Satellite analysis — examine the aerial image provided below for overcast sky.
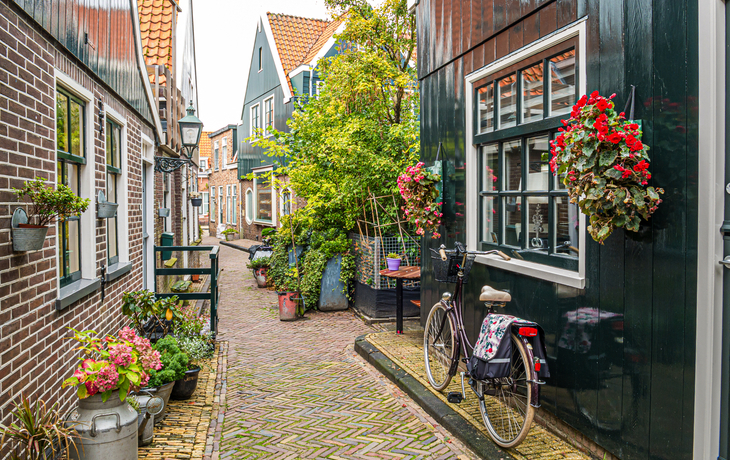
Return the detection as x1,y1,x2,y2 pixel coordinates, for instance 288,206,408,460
194,0,331,131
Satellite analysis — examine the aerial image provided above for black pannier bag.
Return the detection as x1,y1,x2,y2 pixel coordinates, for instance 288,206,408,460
468,334,512,380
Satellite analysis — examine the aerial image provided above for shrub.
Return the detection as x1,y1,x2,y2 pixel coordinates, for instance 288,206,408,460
146,336,188,388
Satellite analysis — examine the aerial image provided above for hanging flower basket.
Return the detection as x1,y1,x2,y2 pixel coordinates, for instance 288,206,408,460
397,162,442,238
549,91,664,244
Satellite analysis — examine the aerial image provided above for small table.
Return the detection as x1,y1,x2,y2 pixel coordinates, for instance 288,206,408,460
379,266,421,334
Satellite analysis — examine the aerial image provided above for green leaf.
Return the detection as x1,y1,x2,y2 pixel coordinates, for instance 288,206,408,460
77,385,88,399
647,187,660,200
599,149,618,167
612,214,629,227
604,168,623,180
101,390,111,403
626,216,642,232
597,225,611,242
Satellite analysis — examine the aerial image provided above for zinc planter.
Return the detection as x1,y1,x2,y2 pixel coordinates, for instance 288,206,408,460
158,208,170,217
97,191,118,218
386,258,401,271
190,198,203,207
170,368,201,400
277,292,299,321
319,256,348,311
67,391,138,460
11,208,47,252
141,381,175,425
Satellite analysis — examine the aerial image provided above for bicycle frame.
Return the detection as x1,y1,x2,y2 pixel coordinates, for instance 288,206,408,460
434,252,542,408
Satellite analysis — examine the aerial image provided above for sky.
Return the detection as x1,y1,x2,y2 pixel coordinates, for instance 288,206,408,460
193,0,331,132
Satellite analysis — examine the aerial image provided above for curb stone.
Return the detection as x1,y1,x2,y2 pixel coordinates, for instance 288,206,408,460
354,335,515,460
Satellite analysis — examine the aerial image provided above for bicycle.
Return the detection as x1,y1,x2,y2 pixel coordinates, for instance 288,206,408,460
423,242,545,448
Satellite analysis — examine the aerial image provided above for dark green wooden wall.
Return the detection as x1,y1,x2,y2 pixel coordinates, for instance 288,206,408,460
10,0,154,124
416,0,699,458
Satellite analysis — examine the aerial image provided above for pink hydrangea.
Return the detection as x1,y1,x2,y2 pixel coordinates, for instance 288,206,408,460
118,327,137,341
140,349,162,372
95,364,120,392
109,344,134,367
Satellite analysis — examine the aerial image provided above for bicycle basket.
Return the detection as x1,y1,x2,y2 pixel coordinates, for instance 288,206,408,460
430,248,476,284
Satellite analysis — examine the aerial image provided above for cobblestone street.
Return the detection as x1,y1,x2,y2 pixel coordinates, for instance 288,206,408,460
212,238,477,459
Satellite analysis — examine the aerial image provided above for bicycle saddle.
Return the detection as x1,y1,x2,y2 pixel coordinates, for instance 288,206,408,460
480,285,511,303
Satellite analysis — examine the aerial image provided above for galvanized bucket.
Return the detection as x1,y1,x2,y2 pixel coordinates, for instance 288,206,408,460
67,391,138,460
97,202,118,219
12,225,48,252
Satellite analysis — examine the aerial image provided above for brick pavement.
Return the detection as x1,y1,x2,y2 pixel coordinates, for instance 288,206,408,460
211,237,478,459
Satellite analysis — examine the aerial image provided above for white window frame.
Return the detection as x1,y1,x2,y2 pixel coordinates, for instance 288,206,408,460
232,185,237,225
245,187,254,225
252,165,276,226
258,47,263,72
200,158,208,170
250,103,261,138
279,187,293,223
202,191,209,215
210,187,215,222
218,186,223,224
464,19,587,289
226,185,231,223
222,138,228,168
213,141,219,170
103,104,130,269
264,96,274,136
54,70,95,286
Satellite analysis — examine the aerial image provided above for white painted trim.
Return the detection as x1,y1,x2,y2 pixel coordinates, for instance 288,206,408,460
465,19,586,288
53,71,96,282
279,187,293,226
308,21,346,67
141,138,155,291
129,0,164,139
102,108,130,265
250,103,261,138
288,64,311,78
244,187,254,225
252,166,276,226
261,14,293,103
694,1,724,458
264,95,274,137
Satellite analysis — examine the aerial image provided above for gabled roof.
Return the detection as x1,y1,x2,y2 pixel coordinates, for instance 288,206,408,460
138,0,179,83
199,131,212,159
265,13,342,95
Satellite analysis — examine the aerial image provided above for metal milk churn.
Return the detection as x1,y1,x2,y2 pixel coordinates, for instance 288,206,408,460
67,391,138,460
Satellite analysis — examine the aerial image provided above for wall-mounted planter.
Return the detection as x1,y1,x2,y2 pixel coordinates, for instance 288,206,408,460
96,191,119,218
158,208,170,217
11,208,48,252
190,198,202,207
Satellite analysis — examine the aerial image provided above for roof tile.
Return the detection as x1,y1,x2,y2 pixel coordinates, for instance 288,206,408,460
137,0,174,84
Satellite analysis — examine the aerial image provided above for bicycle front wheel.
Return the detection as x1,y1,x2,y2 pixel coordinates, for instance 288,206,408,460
478,333,536,448
424,303,455,391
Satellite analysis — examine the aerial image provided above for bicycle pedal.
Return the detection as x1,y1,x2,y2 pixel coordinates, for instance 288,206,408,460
447,392,464,404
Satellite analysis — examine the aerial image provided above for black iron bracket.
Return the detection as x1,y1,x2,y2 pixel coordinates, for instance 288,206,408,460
154,156,191,174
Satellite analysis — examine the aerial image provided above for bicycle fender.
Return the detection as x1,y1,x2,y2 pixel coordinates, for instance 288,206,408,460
520,336,541,408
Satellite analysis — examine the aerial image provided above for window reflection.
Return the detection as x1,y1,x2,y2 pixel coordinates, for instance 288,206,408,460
478,83,494,133
549,50,576,116
498,74,517,129
522,63,543,123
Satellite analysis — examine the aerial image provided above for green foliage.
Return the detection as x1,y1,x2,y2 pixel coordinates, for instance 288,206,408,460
171,280,192,293
247,256,270,269
176,335,214,370
13,177,91,227
386,253,401,259
548,92,664,243
127,395,140,413
122,291,181,338
221,228,237,235
0,396,80,460
397,162,442,238
146,336,188,388
249,0,418,231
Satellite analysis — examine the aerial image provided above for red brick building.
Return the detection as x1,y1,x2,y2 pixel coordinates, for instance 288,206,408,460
197,131,212,230
208,125,240,238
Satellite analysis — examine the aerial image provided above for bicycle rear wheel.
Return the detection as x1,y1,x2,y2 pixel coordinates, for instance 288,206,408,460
477,333,535,448
424,303,455,391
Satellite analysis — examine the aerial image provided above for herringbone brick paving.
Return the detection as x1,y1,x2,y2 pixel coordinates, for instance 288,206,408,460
213,237,477,459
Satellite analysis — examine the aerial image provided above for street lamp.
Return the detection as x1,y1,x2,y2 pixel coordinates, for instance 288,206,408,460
178,101,204,159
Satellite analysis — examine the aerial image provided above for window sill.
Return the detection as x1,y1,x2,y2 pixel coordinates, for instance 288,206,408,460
474,254,585,289
253,220,275,227
106,261,132,282
56,278,101,311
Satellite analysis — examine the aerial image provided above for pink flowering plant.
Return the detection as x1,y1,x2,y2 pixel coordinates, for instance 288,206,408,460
62,327,162,402
548,91,664,244
397,162,443,239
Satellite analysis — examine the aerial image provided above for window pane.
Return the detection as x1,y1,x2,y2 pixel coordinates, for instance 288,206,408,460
504,140,521,191
478,83,494,134
107,173,117,201
106,121,113,165
232,196,237,224
526,136,550,191
57,92,69,152
246,190,253,221
526,197,549,250
498,74,517,129
113,125,120,167
482,144,499,191
503,196,522,247
256,177,272,222
549,50,576,116
108,216,118,259
67,163,79,195
554,199,580,257
521,63,544,123
482,196,498,244
67,218,80,275
70,99,83,157
282,191,291,216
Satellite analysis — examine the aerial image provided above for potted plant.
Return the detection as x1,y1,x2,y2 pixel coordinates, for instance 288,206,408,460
397,162,443,239
247,256,270,288
189,192,203,207
61,327,162,458
122,291,181,341
276,267,301,321
0,396,80,460
11,177,90,252
221,228,237,241
143,335,188,423
170,334,214,400
385,253,402,271
548,91,664,243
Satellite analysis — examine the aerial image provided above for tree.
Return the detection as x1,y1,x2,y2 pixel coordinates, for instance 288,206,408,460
252,0,419,232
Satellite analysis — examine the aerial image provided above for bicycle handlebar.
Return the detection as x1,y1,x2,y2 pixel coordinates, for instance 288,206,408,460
437,245,511,261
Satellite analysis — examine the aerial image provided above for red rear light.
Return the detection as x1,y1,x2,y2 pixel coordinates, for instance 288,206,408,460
518,327,538,337
535,361,541,372
611,320,624,331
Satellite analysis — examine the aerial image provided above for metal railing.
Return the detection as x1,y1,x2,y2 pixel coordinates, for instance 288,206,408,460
154,245,220,335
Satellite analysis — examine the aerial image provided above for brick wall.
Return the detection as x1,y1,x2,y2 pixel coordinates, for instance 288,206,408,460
208,129,241,236
0,0,154,434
